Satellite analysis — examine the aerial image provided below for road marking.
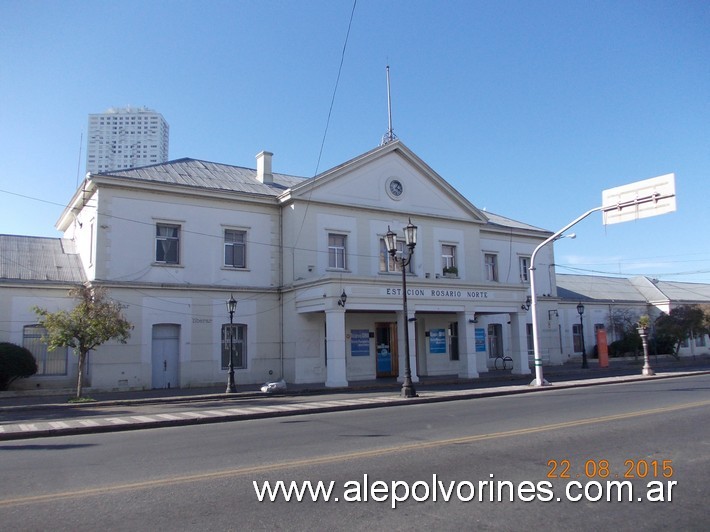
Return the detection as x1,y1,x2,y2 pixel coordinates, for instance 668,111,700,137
223,408,252,414
49,422,71,429
1,398,707,508
105,418,130,425
155,414,182,420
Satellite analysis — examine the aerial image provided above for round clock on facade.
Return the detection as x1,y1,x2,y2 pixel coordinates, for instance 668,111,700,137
386,177,404,199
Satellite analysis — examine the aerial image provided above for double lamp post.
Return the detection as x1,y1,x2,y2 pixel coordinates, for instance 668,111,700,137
385,219,418,398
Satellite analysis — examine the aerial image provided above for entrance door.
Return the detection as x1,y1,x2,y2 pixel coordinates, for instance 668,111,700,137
488,323,503,359
375,322,398,378
152,324,180,389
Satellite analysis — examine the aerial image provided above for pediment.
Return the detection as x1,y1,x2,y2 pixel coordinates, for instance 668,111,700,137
287,141,487,223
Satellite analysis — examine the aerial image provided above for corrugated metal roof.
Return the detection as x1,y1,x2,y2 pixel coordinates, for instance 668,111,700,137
556,274,649,303
484,210,549,233
0,235,86,283
95,158,308,196
653,280,710,303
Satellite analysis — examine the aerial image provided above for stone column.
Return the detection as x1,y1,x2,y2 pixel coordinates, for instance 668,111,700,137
509,312,532,375
458,312,480,378
325,308,348,387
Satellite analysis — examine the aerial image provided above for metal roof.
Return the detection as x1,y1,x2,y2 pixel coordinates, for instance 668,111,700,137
557,274,710,305
93,158,309,196
483,210,550,233
556,274,650,303
0,235,86,283
652,280,710,303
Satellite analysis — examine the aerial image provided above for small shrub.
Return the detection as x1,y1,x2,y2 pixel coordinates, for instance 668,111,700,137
0,342,38,390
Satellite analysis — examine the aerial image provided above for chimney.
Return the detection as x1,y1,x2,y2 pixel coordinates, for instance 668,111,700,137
256,151,273,184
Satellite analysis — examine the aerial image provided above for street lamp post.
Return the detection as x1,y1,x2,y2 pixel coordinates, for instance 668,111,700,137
577,302,588,369
226,294,237,393
638,326,655,376
385,219,417,398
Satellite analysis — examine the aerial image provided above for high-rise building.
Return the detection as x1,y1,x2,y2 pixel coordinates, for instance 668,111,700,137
86,106,169,174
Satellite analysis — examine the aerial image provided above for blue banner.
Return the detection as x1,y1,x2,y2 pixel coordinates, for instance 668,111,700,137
350,329,370,357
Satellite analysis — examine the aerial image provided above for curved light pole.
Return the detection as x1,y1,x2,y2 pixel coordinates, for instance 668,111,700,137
577,302,588,369
385,219,417,398
226,294,237,393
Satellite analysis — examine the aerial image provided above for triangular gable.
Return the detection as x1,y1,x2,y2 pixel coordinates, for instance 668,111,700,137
286,141,488,223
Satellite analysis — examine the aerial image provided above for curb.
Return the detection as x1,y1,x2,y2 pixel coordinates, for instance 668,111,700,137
1,370,708,442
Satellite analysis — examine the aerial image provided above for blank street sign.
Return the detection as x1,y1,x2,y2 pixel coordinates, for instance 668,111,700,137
602,173,676,225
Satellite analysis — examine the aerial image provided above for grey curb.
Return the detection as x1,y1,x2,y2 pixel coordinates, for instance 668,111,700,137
1,371,708,442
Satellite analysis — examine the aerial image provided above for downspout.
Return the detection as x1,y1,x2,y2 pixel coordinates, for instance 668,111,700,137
279,205,284,380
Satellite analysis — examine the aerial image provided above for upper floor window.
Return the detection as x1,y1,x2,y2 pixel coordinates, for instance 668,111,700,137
156,223,180,264
442,244,457,276
485,253,498,282
379,238,412,273
328,233,347,270
224,229,246,268
519,256,530,283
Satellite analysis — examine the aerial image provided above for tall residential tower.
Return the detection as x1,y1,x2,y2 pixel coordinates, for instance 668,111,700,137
86,106,169,174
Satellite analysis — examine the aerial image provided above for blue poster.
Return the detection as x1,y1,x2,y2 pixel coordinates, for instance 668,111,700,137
351,329,370,357
475,328,486,352
429,328,446,354
377,345,392,373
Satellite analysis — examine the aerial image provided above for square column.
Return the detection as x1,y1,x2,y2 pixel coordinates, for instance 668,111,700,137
325,309,348,387
458,312,480,378
509,312,532,375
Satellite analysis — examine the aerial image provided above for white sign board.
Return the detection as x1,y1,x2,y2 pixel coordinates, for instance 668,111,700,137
602,173,676,225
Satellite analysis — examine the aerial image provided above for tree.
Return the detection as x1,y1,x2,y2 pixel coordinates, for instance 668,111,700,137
34,285,132,398
607,308,642,342
0,342,38,390
606,308,643,357
654,304,709,358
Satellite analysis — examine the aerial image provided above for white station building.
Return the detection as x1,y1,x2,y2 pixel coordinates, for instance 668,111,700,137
1,141,708,391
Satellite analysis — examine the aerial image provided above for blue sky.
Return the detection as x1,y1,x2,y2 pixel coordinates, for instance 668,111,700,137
1,0,708,282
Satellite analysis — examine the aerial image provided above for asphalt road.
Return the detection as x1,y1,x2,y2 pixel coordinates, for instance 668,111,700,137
1,374,708,531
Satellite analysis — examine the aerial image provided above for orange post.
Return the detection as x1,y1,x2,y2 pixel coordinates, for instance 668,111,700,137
596,329,609,368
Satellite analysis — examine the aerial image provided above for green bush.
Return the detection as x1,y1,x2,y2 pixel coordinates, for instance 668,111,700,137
0,342,38,390
652,334,676,356
608,335,642,357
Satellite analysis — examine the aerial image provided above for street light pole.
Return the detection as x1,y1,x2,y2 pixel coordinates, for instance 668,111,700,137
226,294,237,393
638,325,655,376
385,219,417,398
529,206,601,386
577,302,588,369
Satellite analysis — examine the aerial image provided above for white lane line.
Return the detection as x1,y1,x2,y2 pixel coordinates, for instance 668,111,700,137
131,416,158,423
155,413,182,420
105,418,130,425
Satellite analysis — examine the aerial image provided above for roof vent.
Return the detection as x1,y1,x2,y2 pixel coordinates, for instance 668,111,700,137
256,151,273,184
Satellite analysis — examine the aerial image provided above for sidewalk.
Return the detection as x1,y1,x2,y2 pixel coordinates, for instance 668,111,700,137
2,355,709,442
